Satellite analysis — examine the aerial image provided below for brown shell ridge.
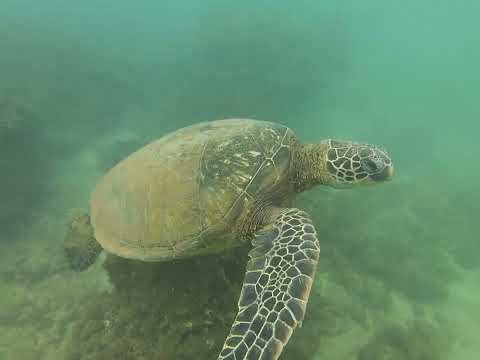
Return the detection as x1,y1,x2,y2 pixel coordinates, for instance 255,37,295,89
222,126,291,222
90,119,296,261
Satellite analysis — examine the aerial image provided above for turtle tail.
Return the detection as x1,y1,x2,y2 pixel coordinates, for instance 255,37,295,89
64,213,102,271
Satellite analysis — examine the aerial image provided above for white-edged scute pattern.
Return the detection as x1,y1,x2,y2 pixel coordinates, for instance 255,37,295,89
218,208,320,360
199,122,294,228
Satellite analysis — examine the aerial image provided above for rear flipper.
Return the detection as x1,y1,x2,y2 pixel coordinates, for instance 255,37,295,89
64,214,102,271
218,208,320,360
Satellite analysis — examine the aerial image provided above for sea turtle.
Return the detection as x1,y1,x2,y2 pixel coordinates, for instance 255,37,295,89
64,119,394,360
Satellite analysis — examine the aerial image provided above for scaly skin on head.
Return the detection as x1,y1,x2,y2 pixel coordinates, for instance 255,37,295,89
292,139,394,192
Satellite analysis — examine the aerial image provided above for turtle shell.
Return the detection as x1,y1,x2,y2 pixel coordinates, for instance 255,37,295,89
90,119,296,261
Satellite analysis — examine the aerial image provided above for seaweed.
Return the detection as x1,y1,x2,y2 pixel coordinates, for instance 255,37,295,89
0,89,52,239
66,247,248,360
357,319,452,360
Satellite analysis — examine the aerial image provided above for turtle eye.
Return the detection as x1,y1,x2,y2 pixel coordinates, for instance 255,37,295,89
361,159,381,174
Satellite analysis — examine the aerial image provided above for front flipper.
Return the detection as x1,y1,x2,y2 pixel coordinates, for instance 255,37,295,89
218,208,320,360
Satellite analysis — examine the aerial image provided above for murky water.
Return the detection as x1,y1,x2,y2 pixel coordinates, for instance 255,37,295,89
1,1,478,359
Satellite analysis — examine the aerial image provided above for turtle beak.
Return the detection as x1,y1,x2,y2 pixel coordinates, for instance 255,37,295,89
382,165,395,182
370,165,395,182
387,165,395,179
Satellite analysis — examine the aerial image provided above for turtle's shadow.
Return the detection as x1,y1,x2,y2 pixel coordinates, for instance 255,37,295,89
66,245,323,360
66,247,245,360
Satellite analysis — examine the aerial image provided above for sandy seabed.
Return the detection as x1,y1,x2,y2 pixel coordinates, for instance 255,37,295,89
0,127,478,360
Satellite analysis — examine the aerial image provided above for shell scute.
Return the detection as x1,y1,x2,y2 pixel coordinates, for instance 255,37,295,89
91,119,296,261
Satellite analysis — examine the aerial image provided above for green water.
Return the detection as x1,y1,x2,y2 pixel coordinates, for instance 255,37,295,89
0,1,478,359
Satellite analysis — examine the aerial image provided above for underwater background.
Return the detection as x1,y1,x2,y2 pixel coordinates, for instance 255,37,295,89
0,0,478,359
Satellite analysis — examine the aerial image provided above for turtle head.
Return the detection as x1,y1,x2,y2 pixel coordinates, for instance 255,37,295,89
321,139,394,188
292,139,394,191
